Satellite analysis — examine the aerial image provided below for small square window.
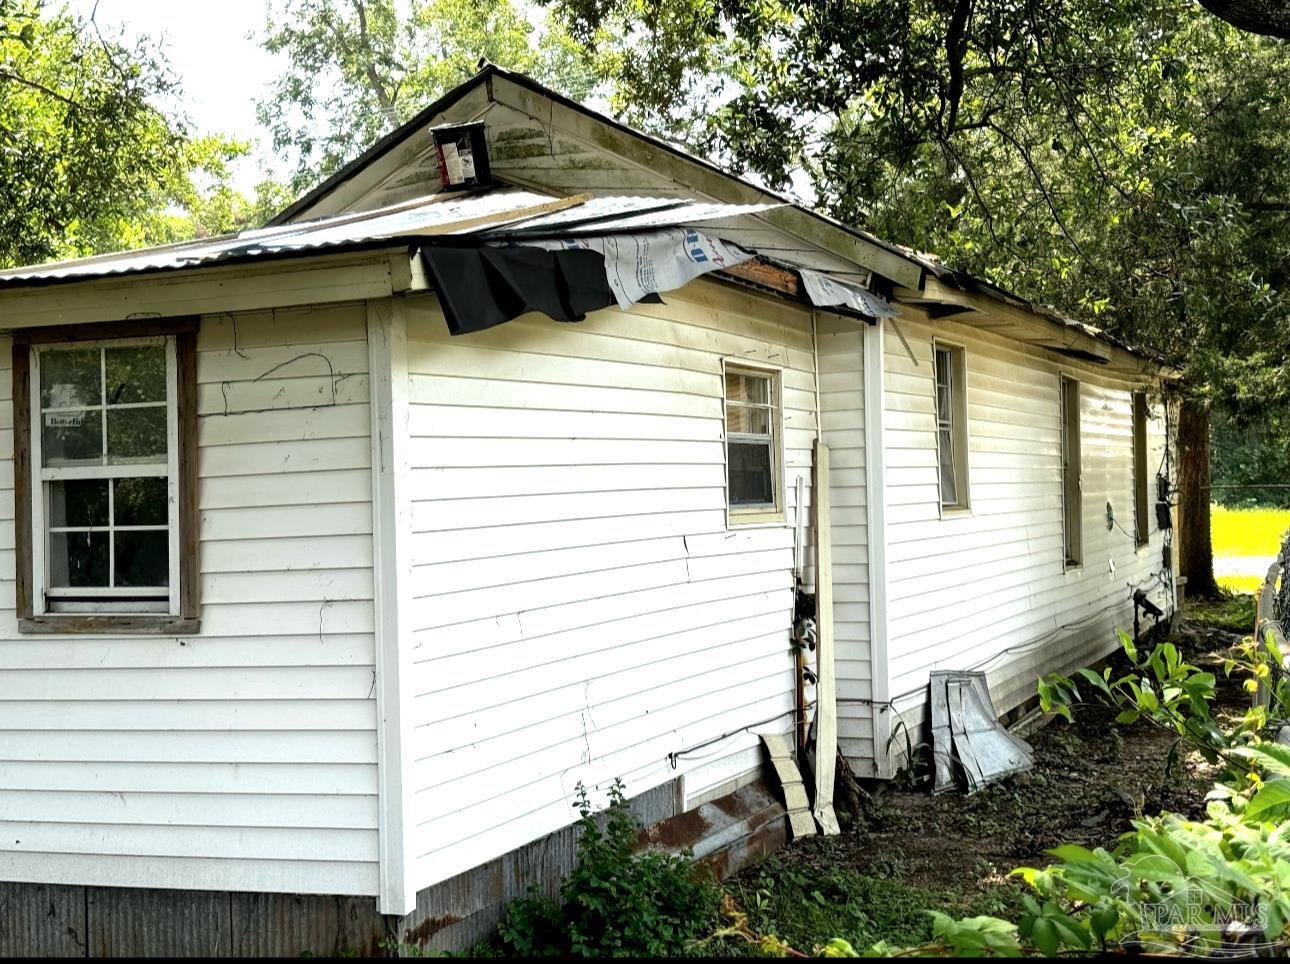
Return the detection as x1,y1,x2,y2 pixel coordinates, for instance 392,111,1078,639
724,366,782,521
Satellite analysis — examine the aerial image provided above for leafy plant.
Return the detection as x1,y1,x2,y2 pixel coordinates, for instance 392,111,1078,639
494,779,719,958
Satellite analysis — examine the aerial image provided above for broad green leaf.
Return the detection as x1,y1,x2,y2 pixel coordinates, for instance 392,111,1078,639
1246,779,1290,820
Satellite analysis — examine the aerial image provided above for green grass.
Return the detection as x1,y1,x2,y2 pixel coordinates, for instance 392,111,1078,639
1211,505,1290,593
713,853,1026,956
1186,593,1256,635
1211,506,1290,558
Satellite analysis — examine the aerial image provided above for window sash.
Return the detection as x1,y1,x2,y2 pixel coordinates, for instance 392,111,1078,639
1060,376,1083,566
29,338,181,614
1132,393,1149,546
934,346,966,508
724,367,780,514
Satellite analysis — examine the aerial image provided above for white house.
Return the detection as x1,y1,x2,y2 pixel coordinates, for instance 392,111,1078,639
0,67,1175,955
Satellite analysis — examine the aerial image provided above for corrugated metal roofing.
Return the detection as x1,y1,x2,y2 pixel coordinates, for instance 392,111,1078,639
0,190,779,287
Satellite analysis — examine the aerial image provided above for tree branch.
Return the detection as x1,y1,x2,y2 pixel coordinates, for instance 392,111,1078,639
1196,0,1290,40
0,68,82,109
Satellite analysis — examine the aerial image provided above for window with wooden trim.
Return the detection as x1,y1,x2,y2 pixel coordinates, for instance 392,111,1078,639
1060,375,1083,567
1132,392,1150,546
13,321,199,634
933,343,969,510
724,365,782,521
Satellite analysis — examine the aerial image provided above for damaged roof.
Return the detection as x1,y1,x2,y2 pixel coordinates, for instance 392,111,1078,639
0,64,1168,369
0,190,775,287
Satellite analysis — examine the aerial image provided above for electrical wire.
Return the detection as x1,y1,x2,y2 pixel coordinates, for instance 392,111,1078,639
665,703,815,770
838,569,1171,712
664,391,1181,770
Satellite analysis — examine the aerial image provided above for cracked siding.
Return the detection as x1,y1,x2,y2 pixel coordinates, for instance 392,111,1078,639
0,303,380,896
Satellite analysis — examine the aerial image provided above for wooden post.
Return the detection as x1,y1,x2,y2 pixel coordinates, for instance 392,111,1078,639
812,440,840,835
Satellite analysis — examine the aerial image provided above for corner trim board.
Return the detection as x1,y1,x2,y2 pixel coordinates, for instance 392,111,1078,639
863,319,892,777
367,296,418,915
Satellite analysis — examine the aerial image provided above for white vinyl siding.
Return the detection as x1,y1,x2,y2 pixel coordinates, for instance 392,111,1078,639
0,304,379,896
880,314,1170,749
400,280,814,890
814,314,874,772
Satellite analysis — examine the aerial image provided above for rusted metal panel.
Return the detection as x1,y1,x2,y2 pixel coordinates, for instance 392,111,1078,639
0,882,87,957
406,778,682,954
86,887,231,957
637,776,787,882
230,893,386,958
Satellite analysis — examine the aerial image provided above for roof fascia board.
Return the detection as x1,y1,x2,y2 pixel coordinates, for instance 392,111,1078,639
487,74,924,290
897,278,1164,378
0,249,408,329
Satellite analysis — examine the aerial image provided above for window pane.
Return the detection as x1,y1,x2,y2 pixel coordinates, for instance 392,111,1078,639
40,349,101,410
936,383,952,421
727,404,771,436
114,530,169,587
49,479,108,528
105,346,166,405
729,441,774,506
939,427,957,505
42,411,103,465
49,530,109,588
726,372,769,405
106,406,167,461
114,477,169,526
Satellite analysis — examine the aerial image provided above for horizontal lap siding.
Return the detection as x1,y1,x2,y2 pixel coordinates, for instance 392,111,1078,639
402,282,813,890
0,304,379,897
815,315,873,769
882,316,1169,732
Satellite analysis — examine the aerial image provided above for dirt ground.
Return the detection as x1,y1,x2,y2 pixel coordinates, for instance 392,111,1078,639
722,600,1254,948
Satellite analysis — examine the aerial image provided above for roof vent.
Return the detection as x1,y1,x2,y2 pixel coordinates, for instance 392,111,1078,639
431,121,492,191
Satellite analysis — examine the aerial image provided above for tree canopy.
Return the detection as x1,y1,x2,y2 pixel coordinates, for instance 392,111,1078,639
1198,0,1290,39
0,0,258,267
553,0,1290,415
258,0,599,194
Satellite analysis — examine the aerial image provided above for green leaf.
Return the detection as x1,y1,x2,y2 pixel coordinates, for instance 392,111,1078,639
1246,779,1290,819
1030,917,1059,956
1118,628,1138,664
1090,905,1118,938
1075,667,1113,699
1234,743,1290,779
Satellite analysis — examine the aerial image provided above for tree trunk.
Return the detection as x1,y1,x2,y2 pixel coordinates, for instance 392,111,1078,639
1178,397,1220,599
1197,1,1290,40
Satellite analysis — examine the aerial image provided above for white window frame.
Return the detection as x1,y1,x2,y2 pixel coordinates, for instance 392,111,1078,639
29,336,181,616
1132,391,1150,548
722,359,785,526
1060,373,1083,570
933,341,970,513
